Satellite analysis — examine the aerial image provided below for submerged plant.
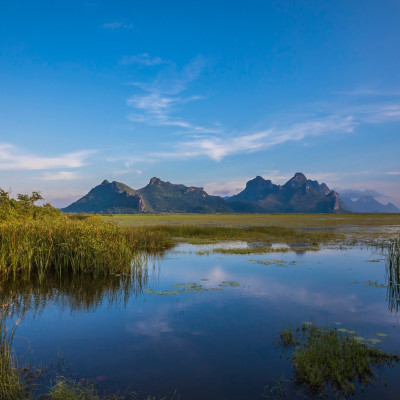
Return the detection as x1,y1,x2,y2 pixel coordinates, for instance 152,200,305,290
278,323,399,397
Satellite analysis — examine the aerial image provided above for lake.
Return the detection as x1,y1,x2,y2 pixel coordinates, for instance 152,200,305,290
6,243,400,399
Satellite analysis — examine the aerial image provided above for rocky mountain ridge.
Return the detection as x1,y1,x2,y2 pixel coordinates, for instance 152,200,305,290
61,173,397,214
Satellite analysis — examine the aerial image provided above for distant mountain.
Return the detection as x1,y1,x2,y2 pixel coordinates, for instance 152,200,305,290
62,177,232,214
62,173,350,214
341,196,400,213
227,173,347,213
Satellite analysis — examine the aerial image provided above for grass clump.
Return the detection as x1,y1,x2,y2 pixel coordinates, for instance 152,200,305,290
45,377,99,400
278,323,399,396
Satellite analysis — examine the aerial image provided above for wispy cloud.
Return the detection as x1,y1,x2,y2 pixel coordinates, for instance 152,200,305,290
112,114,355,166
336,88,400,96
38,171,84,181
152,115,355,161
112,168,142,176
102,20,133,30
352,103,400,124
386,171,400,175
126,56,223,133
0,144,94,170
120,53,164,66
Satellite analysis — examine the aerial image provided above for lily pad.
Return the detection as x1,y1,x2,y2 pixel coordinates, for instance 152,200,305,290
374,332,388,337
366,338,382,345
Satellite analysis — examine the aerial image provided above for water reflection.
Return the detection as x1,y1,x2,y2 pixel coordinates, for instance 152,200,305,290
385,239,400,313
0,253,155,318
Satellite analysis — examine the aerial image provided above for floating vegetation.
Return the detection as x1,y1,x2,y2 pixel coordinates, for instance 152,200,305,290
144,280,240,296
365,280,389,289
144,288,180,295
219,281,240,287
277,323,400,397
337,328,357,335
209,245,319,255
250,259,301,268
366,259,383,263
374,332,388,337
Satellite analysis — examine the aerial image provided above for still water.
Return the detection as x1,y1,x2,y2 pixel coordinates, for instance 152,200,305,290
6,244,400,399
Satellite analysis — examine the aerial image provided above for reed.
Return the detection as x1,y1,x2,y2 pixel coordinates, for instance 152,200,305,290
0,217,138,279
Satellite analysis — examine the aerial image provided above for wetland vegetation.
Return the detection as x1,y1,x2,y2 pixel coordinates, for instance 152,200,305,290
278,323,399,397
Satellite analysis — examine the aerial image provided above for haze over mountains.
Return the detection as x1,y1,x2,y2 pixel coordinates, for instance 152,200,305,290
61,172,398,214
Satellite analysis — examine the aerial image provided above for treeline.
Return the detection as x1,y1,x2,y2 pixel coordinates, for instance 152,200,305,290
0,189,60,221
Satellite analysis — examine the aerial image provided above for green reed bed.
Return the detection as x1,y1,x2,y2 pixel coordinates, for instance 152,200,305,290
0,218,137,279
143,224,337,245
278,323,399,396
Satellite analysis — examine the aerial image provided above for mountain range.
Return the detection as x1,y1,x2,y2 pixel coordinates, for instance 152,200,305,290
340,195,400,213
61,172,362,214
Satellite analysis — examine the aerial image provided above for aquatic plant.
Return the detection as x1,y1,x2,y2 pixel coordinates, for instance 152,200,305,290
278,323,399,396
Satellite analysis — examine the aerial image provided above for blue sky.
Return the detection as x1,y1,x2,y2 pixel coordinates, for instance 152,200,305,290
1,0,400,207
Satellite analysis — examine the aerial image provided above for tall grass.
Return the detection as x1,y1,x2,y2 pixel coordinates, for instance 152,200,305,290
0,218,133,279
0,303,26,400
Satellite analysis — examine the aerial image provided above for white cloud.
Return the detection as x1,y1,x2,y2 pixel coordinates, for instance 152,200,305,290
38,171,84,181
0,144,94,170
102,20,133,30
120,53,163,66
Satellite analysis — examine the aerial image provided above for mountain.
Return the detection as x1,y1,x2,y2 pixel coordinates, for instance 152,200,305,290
138,177,232,213
341,196,400,213
62,173,350,214
61,180,146,214
227,173,347,213
62,178,232,214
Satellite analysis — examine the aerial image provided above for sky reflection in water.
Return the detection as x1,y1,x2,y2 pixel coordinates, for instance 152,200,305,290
9,245,400,399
